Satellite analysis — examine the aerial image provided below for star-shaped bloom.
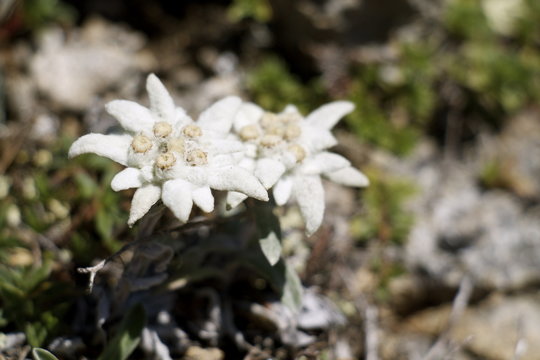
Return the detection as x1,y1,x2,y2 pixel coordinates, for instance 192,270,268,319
228,101,368,235
69,74,268,225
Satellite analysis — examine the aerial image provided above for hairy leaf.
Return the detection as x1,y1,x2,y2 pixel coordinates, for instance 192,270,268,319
255,202,282,266
98,304,146,360
32,348,59,360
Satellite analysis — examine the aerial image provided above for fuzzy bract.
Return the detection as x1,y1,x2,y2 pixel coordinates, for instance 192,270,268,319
228,101,369,235
69,74,268,225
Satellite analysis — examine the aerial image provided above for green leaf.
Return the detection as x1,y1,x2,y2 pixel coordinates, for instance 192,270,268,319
96,207,114,241
32,348,59,360
98,303,146,360
254,202,282,266
241,249,304,312
259,232,281,266
74,172,98,200
351,170,416,245
247,56,324,113
26,322,48,347
228,0,272,23
281,262,303,312
0,309,8,327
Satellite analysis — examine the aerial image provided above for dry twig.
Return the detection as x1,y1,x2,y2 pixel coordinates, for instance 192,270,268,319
337,268,380,360
364,304,379,360
423,276,473,360
512,317,527,360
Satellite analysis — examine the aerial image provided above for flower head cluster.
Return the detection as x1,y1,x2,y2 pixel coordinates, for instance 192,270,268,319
69,74,268,225
69,74,367,234
228,102,369,235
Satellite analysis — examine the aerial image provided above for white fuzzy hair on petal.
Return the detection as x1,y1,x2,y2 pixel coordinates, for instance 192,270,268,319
128,184,161,226
293,175,325,236
68,133,131,166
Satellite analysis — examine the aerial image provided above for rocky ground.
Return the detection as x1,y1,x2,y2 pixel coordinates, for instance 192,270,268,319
1,0,539,359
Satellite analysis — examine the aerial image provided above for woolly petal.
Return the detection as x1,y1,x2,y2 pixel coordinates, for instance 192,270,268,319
233,102,264,131
254,158,286,189
192,186,214,213
238,156,256,170
128,184,161,226
146,74,176,122
325,167,369,187
111,168,144,191
168,165,209,186
305,101,355,130
69,133,131,166
206,166,268,201
210,154,236,167
139,166,155,182
279,152,299,169
293,175,325,236
299,126,338,153
226,191,248,208
273,177,293,206
244,143,258,159
105,100,154,133
300,152,350,175
173,108,190,128
162,179,193,223
281,104,299,114
198,96,242,134
205,139,244,155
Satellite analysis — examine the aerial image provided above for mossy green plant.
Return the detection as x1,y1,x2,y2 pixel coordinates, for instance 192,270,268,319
228,0,272,23
351,169,416,245
246,56,325,114
0,258,73,347
22,0,75,30
345,0,540,154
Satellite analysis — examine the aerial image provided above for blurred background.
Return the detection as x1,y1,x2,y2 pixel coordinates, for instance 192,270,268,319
0,0,539,359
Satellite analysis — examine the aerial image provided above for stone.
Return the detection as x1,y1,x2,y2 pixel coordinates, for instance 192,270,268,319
475,110,540,199
297,289,346,330
30,17,149,111
0,332,25,350
184,346,224,360
407,179,540,290
450,295,540,360
401,124,540,291
405,294,540,360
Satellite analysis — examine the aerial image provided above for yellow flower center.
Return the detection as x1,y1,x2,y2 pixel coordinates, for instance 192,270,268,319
284,124,301,140
168,138,185,154
260,134,282,148
182,124,202,138
260,112,280,128
288,144,306,162
265,124,285,137
280,112,302,123
156,152,176,169
186,149,208,166
131,135,153,153
153,121,172,138
239,125,260,141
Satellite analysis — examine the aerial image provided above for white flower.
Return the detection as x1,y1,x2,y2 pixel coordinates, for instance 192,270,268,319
229,101,368,235
69,74,268,226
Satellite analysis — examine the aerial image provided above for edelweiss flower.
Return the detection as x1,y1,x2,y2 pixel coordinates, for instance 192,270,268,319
229,101,368,235
69,74,268,225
